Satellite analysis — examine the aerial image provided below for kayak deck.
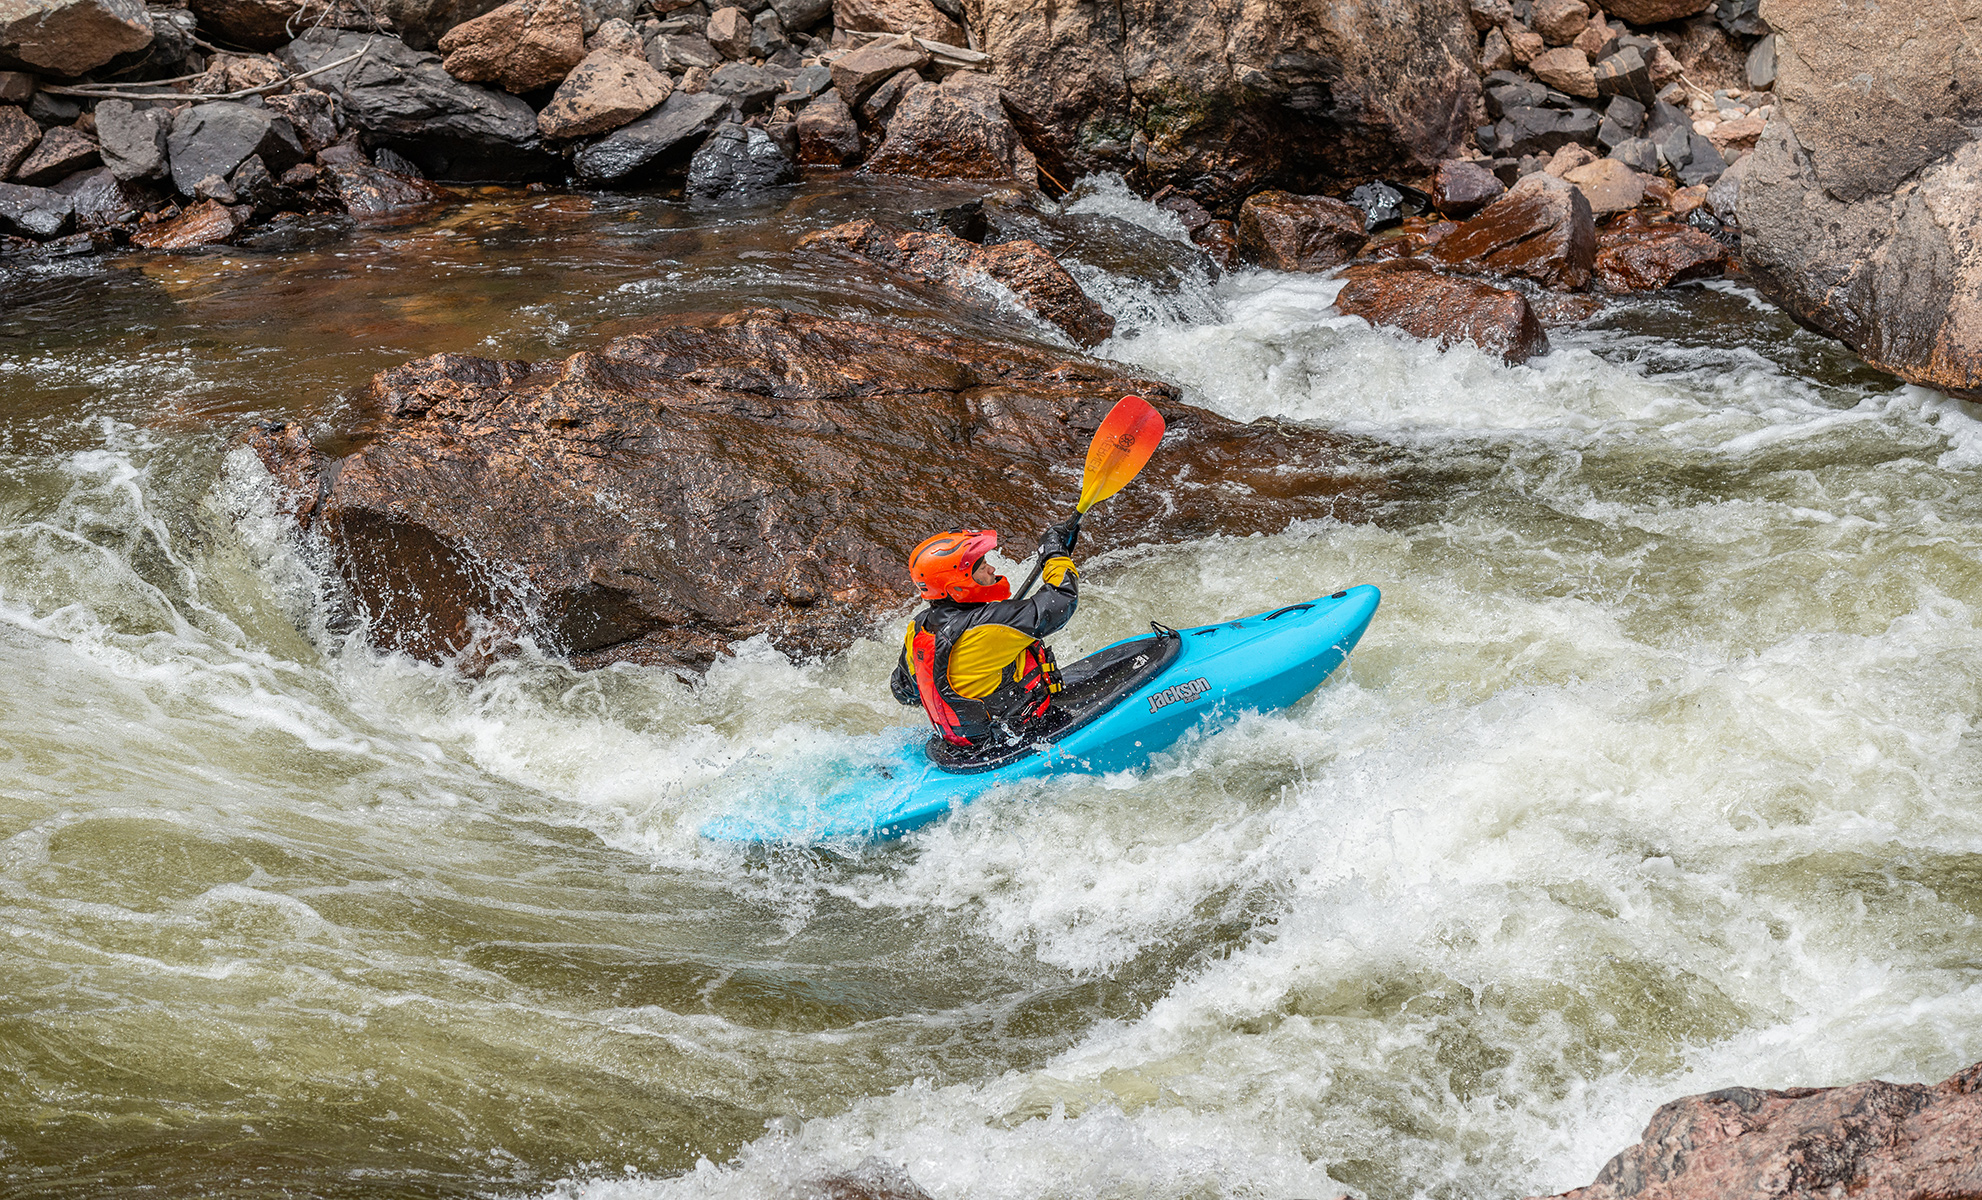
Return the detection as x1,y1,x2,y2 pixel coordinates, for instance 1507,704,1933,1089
698,585,1380,844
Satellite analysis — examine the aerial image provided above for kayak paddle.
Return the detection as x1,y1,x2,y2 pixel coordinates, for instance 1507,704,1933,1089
1013,394,1166,598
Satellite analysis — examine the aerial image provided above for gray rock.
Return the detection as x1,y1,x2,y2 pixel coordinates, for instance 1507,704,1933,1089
277,29,556,181
94,99,170,180
1490,104,1600,158
1705,153,1745,221
768,0,829,28
1747,34,1775,90
167,102,304,198
748,8,783,57
1677,131,1724,185
1597,94,1644,149
53,165,129,227
779,63,832,104
262,89,342,156
572,87,728,182
1607,136,1658,174
707,61,789,112
27,91,77,124
0,180,73,238
1593,45,1656,106
685,119,794,199
374,0,510,50
647,32,719,70
0,0,153,76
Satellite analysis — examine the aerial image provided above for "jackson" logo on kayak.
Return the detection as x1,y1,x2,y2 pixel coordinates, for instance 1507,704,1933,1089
1149,677,1211,713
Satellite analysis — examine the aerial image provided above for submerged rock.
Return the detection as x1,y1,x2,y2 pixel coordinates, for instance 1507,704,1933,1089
1529,1060,1982,1200
796,218,1113,345
685,120,796,200
1333,259,1548,364
129,199,243,249
324,161,452,218
247,309,1380,672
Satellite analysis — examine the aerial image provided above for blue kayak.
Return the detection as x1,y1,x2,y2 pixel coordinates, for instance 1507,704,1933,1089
698,584,1380,844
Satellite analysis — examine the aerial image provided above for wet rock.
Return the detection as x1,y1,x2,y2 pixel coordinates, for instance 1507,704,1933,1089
1334,259,1547,364
279,30,556,180
704,5,749,58
828,37,928,107
0,0,153,76
647,33,720,71
537,49,672,138
973,0,1478,206
1235,190,1366,272
707,61,790,113
1595,0,1707,22
12,125,98,186
1346,179,1433,233
261,89,342,156
228,153,306,218
1433,158,1505,218
0,104,38,179
1739,0,1982,395
1530,46,1595,97
249,309,1379,671
0,180,71,237
864,75,1036,183
834,0,961,45
1431,183,1595,290
571,87,728,182
795,88,859,164
438,0,587,93
166,103,304,199
53,165,128,227
797,218,1114,345
1191,219,1239,269
808,1159,936,1200
685,119,796,199
1592,213,1728,291
1562,157,1644,216
324,161,451,217
130,198,243,249
1528,1061,1982,1200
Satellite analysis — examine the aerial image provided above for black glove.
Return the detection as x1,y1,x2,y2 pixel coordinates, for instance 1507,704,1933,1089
1039,516,1080,559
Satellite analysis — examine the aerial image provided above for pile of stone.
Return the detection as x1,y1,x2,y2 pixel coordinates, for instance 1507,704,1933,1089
0,0,1032,254
1464,0,1774,213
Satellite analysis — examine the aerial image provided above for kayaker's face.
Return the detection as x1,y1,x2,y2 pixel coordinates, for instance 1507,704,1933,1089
970,557,998,587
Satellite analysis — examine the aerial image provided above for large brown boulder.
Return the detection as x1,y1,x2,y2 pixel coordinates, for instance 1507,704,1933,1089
535,48,671,139
962,0,1479,207
438,0,586,94
833,0,962,45
1333,259,1549,364
1737,0,1982,397
1235,191,1367,272
1431,179,1596,290
861,75,1036,183
1529,1061,1982,1200
796,219,1113,346
0,0,152,76
247,310,1380,672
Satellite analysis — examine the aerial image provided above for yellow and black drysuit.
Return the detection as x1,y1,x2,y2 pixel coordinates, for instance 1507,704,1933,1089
889,555,1079,749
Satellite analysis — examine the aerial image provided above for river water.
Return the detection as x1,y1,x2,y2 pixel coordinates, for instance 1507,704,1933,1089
3,178,1980,1200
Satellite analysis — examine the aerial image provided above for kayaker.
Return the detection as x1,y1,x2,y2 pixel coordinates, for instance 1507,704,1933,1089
889,521,1081,751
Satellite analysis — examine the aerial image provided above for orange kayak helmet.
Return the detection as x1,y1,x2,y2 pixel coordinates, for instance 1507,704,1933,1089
908,529,1010,602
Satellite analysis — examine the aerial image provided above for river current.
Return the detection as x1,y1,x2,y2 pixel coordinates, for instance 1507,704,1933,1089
2,178,1979,1199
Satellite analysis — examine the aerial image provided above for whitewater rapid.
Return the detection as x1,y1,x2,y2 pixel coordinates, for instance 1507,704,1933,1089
3,180,1980,1199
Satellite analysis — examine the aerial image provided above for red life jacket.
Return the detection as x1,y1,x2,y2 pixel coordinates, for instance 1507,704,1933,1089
908,613,1062,747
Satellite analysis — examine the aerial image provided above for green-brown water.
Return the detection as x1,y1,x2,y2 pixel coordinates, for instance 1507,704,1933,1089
2,178,1979,1199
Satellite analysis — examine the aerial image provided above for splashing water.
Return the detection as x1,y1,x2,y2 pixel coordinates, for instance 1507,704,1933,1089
1,181,1978,1200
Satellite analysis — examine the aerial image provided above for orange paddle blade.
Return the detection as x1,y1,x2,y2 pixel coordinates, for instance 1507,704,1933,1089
1076,395,1166,513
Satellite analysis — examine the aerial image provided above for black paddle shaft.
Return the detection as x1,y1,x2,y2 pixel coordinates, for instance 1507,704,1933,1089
1012,511,1082,601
